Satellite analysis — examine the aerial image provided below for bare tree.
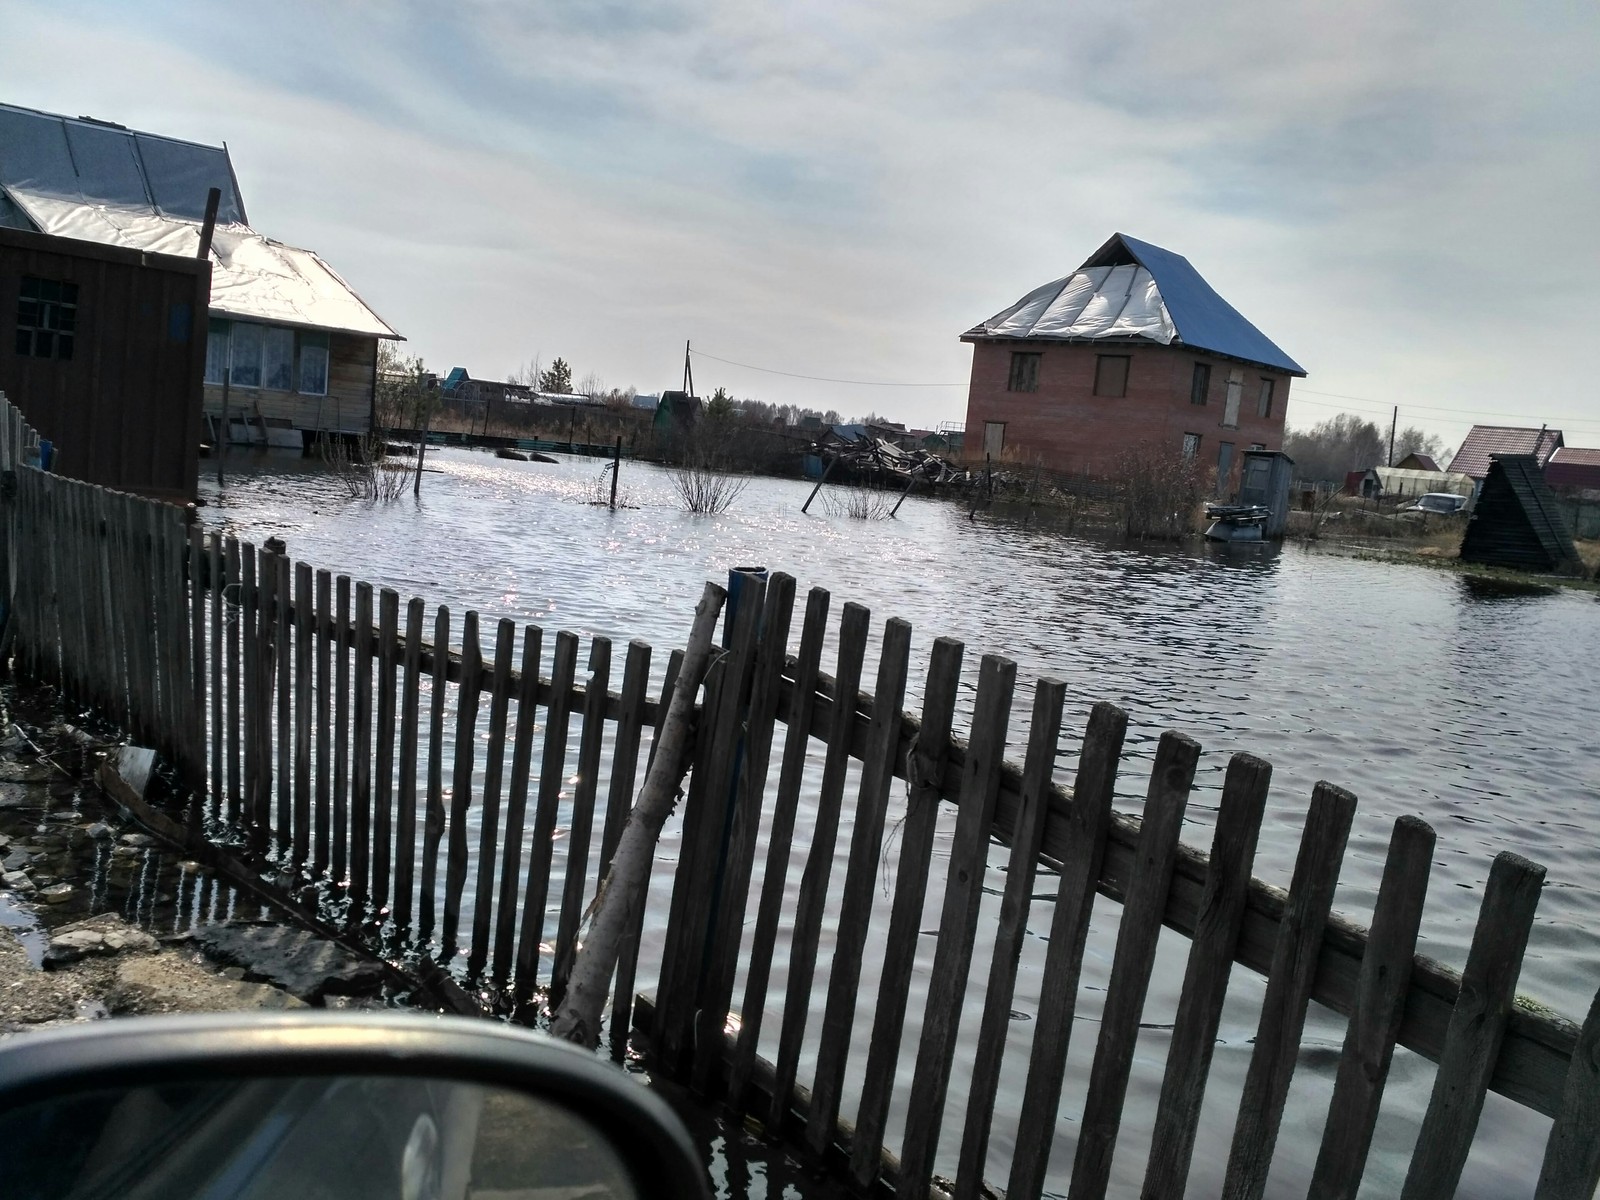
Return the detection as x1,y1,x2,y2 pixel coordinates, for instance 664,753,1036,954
1283,414,1387,483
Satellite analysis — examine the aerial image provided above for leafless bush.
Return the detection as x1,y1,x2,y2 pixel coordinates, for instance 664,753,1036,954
319,435,417,502
1109,445,1206,540
671,455,749,514
822,481,898,520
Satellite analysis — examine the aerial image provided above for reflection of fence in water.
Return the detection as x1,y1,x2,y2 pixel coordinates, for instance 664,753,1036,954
2,389,1597,1199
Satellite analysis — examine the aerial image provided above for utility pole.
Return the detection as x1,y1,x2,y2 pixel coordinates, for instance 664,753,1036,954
1388,405,1398,467
683,340,695,398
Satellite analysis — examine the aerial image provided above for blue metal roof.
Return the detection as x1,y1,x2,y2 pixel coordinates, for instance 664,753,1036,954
1084,234,1305,376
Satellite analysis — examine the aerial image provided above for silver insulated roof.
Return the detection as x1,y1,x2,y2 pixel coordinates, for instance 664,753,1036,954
0,102,397,339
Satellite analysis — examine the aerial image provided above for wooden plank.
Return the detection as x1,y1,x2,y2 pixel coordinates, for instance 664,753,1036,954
188,521,208,803
442,609,483,954
239,546,259,843
1308,815,1436,1200
514,629,579,1006
1399,851,1546,1200
418,605,450,937
494,624,543,984
1005,701,1129,1200
332,575,352,883
350,582,374,910
208,532,223,819
292,561,313,865
98,490,128,733
373,588,400,911
1140,753,1274,1200
598,640,653,881
692,576,798,1096
847,636,965,1188
804,613,911,1150
1070,731,1201,1198
313,570,333,875
898,654,1018,1200
1535,984,1600,1200
954,677,1068,1200
661,577,766,1071
252,545,275,848
275,552,292,849
1222,782,1360,1200
611,646,682,1058
551,636,613,1005
224,537,242,823
767,600,870,1129
468,618,517,977
393,596,425,930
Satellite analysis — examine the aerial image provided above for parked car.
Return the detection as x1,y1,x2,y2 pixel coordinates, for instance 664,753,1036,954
1402,492,1468,515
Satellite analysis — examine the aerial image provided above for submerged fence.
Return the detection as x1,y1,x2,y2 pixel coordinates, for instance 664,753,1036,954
1,391,1598,1199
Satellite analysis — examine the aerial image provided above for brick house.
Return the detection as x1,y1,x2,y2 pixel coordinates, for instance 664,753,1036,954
960,233,1305,492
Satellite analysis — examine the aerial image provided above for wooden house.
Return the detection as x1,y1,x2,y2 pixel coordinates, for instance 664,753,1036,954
0,225,208,501
0,102,399,449
961,233,1304,493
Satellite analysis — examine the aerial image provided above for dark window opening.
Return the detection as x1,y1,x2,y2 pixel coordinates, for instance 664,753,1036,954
1190,362,1210,405
1257,378,1275,419
15,276,78,361
1094,354,1130,397
1007,351,1040,393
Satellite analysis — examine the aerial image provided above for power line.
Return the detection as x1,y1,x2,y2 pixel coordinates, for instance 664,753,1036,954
689,347,964,388
1290,391,1600,436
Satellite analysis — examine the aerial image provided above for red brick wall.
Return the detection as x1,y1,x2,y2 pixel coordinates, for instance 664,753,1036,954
962,339,1292,492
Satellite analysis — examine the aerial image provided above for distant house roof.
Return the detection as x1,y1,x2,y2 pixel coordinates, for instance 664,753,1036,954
1451,425,1563,480
961,232,1305,376
1394,452,1440,472
1460,455,1583,575
1545,446,1600,492
0,102,397,339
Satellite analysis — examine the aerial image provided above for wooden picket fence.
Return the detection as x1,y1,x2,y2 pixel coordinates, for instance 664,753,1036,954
1,390,1597,1199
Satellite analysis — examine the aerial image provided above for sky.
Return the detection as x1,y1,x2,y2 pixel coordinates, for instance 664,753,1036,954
3,0,1598,451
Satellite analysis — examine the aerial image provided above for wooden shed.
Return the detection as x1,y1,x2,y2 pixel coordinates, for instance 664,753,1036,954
1459,455,1584,576
0,225,208,501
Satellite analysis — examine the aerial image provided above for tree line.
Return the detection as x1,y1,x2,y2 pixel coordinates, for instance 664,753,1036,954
1283,413,1452,484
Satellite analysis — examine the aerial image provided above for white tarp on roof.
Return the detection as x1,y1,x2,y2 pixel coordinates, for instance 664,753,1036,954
975,264,1177,344
9,190,398,338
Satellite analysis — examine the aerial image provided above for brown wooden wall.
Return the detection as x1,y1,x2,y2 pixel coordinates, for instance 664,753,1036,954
0,227,208,502
202,330,376,437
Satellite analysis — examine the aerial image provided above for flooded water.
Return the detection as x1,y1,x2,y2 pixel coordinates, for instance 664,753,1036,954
196,448,1600,1198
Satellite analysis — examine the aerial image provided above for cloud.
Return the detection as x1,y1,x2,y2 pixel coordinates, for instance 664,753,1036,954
4,0,1598,445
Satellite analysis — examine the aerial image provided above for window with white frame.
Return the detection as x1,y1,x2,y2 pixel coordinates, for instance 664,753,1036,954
298,331,329,396
202,318,331,395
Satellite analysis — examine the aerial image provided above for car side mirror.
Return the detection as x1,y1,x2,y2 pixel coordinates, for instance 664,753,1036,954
0,1012,710,1200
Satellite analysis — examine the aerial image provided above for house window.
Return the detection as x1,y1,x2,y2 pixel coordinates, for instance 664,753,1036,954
983,421,1006,457
230,321,263,387
1007,352,1040,393
206,319,329,395
1257,378,1274,419
204,318,230,383
263,327,295,390
1094,354,1130,397
1222,369,1242,428
298,331,329,396
1182,432,1201,460
15,276,78,361
1249,442,1265,451
1190,362,1210,405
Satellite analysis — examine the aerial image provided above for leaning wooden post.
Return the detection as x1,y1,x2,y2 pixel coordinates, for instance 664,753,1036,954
610,434,622,510
800,454,838,513
550,580,728,1049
